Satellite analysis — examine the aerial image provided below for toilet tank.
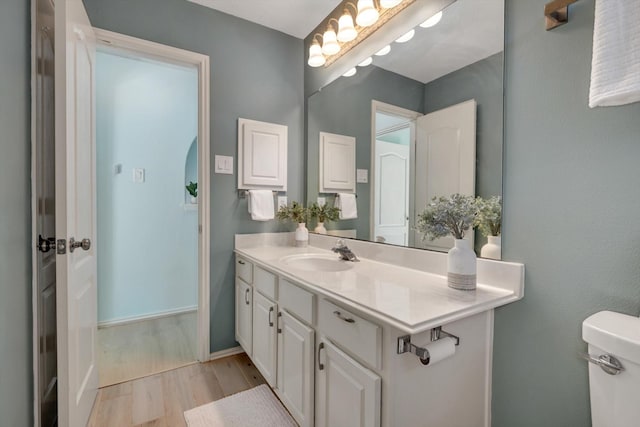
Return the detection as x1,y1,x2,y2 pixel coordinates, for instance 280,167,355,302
582,311,640,427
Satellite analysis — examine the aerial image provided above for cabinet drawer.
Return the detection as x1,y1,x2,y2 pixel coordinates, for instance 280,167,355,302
279,279,315,325
318,299,382,370
236,256,253,283
254,266,277,300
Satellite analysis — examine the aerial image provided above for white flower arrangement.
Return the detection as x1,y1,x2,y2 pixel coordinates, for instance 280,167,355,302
417,194,476,240
474,196,502,237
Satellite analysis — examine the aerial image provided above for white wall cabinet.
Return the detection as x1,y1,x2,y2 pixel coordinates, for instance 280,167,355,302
319,132,356,193
316,338,381,427
238,118,287,191
235,278,253,357
276,310,315,427
252,291,278,387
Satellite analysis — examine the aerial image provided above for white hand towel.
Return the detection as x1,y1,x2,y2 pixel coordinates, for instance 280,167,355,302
247,190,274,221
589,0,640,107
335,193,357,219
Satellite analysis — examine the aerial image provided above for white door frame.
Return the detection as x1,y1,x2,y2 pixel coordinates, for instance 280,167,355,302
370,100,421,246
92,28,212,362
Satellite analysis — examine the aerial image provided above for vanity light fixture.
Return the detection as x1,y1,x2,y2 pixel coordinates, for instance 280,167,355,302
380,0,403,8
395,29,415,43
322,22,341,55
337,5,358,42
419,10,443,28
375,45,391,56
343,67,357,77
356,0,379,27
308,35,326,67
358,56,373,66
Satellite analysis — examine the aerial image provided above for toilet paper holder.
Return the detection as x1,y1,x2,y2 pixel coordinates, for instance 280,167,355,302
397,327,460,366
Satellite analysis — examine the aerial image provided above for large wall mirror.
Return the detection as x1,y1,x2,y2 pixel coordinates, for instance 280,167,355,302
305,0,504,258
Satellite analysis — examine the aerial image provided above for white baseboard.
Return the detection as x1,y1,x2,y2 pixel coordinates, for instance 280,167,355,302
98,305,198,328
209,346,244,361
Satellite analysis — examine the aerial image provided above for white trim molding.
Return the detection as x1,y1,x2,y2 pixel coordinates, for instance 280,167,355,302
93,28,212,363
97,306,198,329
210,346,244,361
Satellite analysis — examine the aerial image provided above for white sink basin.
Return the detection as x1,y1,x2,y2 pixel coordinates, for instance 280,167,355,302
280,253,354,272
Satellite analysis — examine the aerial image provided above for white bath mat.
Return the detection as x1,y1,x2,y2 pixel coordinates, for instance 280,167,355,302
184,384,297,427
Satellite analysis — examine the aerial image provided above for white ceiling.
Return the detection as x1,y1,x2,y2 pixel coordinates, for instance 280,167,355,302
187,0,504,84
186,0,342,39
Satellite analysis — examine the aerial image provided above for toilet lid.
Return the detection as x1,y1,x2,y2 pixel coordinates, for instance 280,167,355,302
583,311,640,364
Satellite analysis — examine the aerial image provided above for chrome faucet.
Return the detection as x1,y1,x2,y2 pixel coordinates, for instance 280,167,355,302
331,239,359,262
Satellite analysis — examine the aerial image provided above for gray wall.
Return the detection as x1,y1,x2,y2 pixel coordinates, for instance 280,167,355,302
0,0,32,426
307,66,424,237
83,0,304,352
494,0,640,426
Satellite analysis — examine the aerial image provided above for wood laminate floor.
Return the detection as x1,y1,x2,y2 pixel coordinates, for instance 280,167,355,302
88,353,267,427
98,312,198,387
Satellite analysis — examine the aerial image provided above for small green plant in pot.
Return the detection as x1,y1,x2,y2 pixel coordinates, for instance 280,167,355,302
276,201,310,247
416,193,477,291
186,181,197,204
475,196,502,260
309,202,341,234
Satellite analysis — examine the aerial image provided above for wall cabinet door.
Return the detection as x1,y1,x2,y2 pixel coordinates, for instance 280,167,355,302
277,310,314,427
252,291,278,386
235,279,253,357
316,338,381,427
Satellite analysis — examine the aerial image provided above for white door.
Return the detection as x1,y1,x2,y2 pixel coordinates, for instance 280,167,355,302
252,291,278,387
415,99,476,251
55,1,98,426
235,279,253,357
277,310,314,427
316,338,381,427
374,140,410,245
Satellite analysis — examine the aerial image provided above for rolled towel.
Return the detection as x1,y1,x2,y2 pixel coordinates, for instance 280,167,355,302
589,0,640,107
335,193,357,219
247,190,274,221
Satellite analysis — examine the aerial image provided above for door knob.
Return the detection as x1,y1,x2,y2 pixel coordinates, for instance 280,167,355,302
69,237,91,253
37,235,56,253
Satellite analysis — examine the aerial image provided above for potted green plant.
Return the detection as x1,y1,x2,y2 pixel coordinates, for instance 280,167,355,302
416,193,477,290
475,196,502,260
276,201,309,247
308,202,341,234
186,181,197,204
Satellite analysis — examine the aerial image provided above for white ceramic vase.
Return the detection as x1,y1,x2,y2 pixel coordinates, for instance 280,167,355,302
314,222,327,234
480,235,501,260
295,222,309,247
190,195,197,205
447,239,477,290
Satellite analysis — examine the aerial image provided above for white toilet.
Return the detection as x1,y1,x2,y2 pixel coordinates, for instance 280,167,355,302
582,310,640,427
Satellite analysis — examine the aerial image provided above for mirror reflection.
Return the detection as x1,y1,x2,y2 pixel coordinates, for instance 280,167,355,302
306,0,504,258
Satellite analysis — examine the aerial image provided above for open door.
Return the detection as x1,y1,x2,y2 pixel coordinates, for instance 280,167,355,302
55,0,98,425
415,99,476,251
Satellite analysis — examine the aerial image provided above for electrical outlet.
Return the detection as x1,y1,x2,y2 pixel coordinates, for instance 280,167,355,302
132,168,145,183
317,197,326,206
277,196,288,209
357,169,368,183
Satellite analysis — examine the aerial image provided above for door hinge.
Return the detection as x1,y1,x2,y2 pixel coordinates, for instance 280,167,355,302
56,239,67,255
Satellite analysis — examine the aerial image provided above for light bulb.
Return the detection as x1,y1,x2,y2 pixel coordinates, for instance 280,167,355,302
322,29,340,56
375,45,391,56
420,11,443,28
356,0,379,27
308,41,326,67
395,29,415,43
337,13,357,42
358,57,373,67
343,68,357,77
380,0,402,8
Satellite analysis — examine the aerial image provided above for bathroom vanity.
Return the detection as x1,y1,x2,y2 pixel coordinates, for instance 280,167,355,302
234,233,524,427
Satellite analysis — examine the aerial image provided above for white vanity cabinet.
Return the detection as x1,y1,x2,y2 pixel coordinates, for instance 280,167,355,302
252,290,278,387
316,337,381,427
235,278,253,356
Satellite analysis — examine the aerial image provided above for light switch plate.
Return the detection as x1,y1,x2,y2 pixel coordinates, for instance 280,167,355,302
214,155,234,175
132,168,145,183
357,169,368,183
277,196,288,209
317,197,326,206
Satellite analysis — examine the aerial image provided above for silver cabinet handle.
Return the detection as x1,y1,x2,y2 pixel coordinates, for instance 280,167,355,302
69,237,91,253
333,310,355,323
580,352,624,375
268,306,274,327
318,342,325,371
238,260,245,265
244,288,250,305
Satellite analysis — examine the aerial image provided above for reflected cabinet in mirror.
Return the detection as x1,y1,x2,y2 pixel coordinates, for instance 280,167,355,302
305,0,504,258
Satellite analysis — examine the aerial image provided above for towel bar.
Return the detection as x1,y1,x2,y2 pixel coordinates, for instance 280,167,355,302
238,189,280,198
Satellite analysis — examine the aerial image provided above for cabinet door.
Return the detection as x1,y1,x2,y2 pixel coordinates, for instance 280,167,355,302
277,310,314,427
252,291,278,386
235,279,252,356
316,338,381,427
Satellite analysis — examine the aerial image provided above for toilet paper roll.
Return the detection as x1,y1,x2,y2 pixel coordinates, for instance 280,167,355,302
420,337,457,366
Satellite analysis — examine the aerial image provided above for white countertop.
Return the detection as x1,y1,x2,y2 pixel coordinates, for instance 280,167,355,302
235,244,522,334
